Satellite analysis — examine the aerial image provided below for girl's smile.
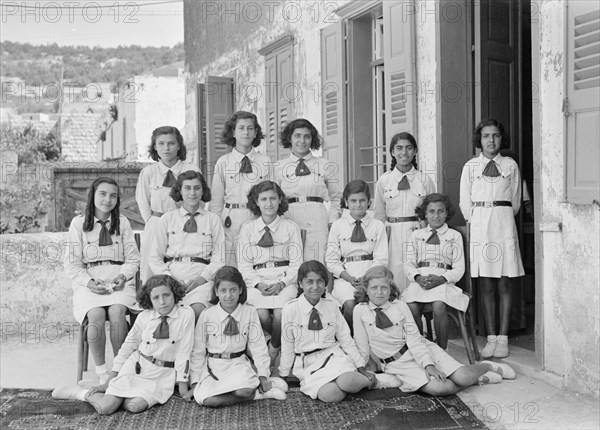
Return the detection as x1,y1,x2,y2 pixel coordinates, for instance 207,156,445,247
346,192,369,220
291,127,312,158
301,271,326,306
425,201,447,230
94,183,119,220
181,178,203,212
217,280,241,313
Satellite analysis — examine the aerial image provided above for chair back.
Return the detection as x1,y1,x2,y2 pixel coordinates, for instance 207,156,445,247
449,224,472,296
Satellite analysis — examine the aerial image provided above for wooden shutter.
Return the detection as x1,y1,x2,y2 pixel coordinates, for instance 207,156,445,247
566,2,600,204
265,56,279,160
383,0,416,139
205,76,234,185
321,20,346,182
277,47,293,159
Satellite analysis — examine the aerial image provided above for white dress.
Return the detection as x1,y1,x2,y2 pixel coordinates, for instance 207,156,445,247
402,224,470,312
209,148,273,266
274,153,342,262
149,207,225,307
105,304,195,407
279,295,366,399
190,303,270,404
459,153,524,278
135,160,200,282
373,167,436,291
64,215,140,324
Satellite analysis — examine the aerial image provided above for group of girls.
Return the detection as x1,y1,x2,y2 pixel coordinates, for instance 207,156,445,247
56,113,522,414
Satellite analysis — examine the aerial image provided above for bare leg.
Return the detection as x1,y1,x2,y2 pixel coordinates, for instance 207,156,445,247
449,363,492,387
122,397,149,413
271,309,282,348
335,371,371,393
407,302,424,334
419,379,460,396
316,382,347,403
86,308,107,367
107,305,128,356
341,300,356,332
257,309,272,336
190,303,206,323
431,301,449,350
479,277,497,335
497,277,512,335
84,392,123,415
203,389,255,407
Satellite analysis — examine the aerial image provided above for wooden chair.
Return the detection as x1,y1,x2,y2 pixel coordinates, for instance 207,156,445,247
77,232,142,383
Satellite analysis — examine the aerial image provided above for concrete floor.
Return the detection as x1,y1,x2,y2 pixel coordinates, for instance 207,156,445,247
1,332,598,429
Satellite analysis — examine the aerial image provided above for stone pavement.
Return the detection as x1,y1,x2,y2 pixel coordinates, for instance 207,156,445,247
1,332,598,429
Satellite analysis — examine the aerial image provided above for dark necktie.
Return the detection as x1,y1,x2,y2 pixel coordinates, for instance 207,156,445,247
223,315,240,336
153,315,170,339
308,307,323,330
257,225,274,247
350,220,367,242
374,307,394,329
162,169,176,187
426,229,440,245
239,155,253,174
295,158,310,176
98,220,113,246
183,212,198,233
397,175,410,191
482,160,501,177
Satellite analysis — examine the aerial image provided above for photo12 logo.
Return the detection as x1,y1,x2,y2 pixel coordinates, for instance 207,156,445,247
1,2,140,24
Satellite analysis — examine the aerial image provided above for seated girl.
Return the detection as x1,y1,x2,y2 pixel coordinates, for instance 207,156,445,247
403,193,470,350
237,180,303,367
185,266,288,406
53,275,195,415
279,261,385,403
325,179,388,327
353,266,516,397
149,170,225,321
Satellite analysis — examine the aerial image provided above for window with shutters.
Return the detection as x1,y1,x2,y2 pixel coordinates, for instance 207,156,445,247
566,2,600,204
258,35,294,161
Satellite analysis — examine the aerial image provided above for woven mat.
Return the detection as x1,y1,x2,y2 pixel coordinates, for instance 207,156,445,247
0,387,486,430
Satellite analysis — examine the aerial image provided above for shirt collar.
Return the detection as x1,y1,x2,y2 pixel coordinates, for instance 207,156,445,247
94,215,112,224
232,147,255,162
151,304,181,321
391,165,416,180
343,210,372,226
290,152,314,162
178,205,205,217
426,223,448,234
256,215,281,232
216,302,242,322
299,294,324,314
480,152,503,164
158,159,182,173
368,300,393,311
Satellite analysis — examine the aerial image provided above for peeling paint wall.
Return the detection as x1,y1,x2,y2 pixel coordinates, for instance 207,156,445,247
538,0,600,398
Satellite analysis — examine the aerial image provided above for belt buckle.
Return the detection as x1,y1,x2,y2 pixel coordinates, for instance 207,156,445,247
298,196,307,203
155,359,163,366
484,201,493,208
265,262,276,268
180,257,192,263
222,353,231,359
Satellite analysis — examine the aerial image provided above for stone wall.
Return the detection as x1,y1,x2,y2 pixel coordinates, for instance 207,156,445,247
60,113,103,162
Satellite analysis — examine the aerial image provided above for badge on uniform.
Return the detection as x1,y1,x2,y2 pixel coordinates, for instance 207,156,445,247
224,216,232,228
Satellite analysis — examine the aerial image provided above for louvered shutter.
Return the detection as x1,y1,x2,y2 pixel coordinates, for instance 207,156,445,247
566,2,600,203
205,76,234,185
265,56,279,160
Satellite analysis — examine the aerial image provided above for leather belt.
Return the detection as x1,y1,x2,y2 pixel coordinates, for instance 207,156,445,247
342,254,374,263
139,352,175,368
207,350,246,359
288,196,324,204
295,347,325,357
225,203,247,209
379,344,409,364
165,257,210,265
418,262,452,270
86,260,124,268
253,260,290,270
151,210,164,217
387,216,418,223
473,201,512,208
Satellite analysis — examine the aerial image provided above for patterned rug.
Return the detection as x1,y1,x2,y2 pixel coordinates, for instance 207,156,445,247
0,387,486,430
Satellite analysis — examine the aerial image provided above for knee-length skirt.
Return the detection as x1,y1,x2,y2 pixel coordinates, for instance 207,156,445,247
169,261,214,307
245,266,298,309
286,201,328,263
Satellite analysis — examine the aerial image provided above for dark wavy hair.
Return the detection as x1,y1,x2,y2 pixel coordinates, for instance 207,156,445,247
297,260,329,298
83,177,121,235
414,193,455,222
472,118,510,150
148,126,187,161
247,180,289,216
169,170,211,203
354,266,401,304
280,118,323,151
389,132,418,171
208,266,248,305
341,179,371,209
138,274,186,310
221,111,264,148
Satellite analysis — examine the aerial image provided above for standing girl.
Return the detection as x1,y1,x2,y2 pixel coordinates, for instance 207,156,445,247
53,275,195,415
353,266,516,397
279,261,375,403
136,126,200,283
185,266,288,407
459,119,524,358
274,118,342,262
209,111,273,266
64,177,140,384
149,170,225,321
237,181,303,366
403,193,470,350
373,132,436,291
325,179,388,327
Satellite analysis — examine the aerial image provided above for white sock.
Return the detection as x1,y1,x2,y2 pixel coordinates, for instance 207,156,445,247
254,390,264,400
95,364,108,374
77,389,89,401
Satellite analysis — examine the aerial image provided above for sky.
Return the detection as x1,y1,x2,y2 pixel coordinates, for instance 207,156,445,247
0,0,184,48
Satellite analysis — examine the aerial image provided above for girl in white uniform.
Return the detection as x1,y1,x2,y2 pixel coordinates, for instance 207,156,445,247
185,266,288,407
136,126,200,283
325,179,388,327
459,119,524,358
353,266,516,396
402,193,470,350
238,181,303,365
64,177,140,384
209,111,273,266
274,119,342,263
373,132,436,291
279,261,375,403
52,275,195,415
149,170,225,321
